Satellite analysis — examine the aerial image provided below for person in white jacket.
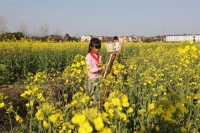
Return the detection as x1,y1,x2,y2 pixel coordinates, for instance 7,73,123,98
113,36,121,52
113,36,122,61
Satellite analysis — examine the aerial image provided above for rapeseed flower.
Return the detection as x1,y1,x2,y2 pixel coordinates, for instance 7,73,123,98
15,115,23,123
108,109,114,118
148,103,155,110
78,121,93,133
102,112,109,122
0,102,4,108
35,109,44,120
127,107,133,113
37,93,45,101
118,112,127,121
111,98,120,106
100,127,112,133
103,102,110,110
49,114,57,123
82,108,99,122
156,125,160,131
43,120,49,128
180,126,187,132
71,114,86,124
26,100,34,107
93,116,104,131
122,101,129,107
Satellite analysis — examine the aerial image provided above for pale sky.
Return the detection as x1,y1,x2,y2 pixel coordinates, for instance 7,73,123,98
0,0,200,37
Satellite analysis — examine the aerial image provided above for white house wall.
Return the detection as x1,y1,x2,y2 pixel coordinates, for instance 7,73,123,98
81,35,92,42
166,34,199,42
195,35,200,42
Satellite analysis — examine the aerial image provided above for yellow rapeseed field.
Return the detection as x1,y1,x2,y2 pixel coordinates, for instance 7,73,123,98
0,40,200,132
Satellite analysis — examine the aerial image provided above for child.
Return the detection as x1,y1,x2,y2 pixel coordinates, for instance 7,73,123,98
113,36,121,52
113,36,121,61
85,38,102,104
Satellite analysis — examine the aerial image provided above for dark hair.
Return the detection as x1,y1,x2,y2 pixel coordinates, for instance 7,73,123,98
88,38,101,53
113,36,118,40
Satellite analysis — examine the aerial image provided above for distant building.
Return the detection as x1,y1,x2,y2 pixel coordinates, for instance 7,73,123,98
136,36,146,42
119,35,129,42
166,34,200,43
81,35,94,42
97,36,103,41
128,35,140,42
103,36,113,42
152,35,166,42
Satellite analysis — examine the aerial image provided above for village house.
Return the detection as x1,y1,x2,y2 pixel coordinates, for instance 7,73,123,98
81,35,114,42
81,34,200,43
152,35,166,42
166,34,200,43
136,36,146,42
119,35,128,42
81,35,94,42
128,35,141,42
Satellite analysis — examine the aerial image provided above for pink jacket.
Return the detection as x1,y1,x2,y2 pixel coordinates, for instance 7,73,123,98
85,53,102,79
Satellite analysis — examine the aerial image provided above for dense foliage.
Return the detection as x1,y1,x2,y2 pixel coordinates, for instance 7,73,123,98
0,41,200,132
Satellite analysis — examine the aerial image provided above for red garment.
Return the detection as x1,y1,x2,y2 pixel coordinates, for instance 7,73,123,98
90,51,100,63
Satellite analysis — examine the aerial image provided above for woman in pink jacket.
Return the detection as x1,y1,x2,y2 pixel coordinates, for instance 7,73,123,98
85,38,102,104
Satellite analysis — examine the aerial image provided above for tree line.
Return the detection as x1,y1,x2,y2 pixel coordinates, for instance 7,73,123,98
0,32,80,42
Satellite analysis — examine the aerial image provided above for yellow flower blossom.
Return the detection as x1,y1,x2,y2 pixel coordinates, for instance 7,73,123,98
71,114,86,124
100,127,112,133
122,101,129,107
35,109,44,120
67,130,72,133
103,102,110,110
102,112,109,122
127,107,133,113
20,93,26,98
155,107,164,115
118,112,127,121
79,121,93,133
148,103,155,110
93,116,104,131
156,125,160,131
0,102,4,108
179,106,188,114
180,126,187,133
37,93,45,101
29,100,34,107
49,114,57,123
43,120,49,128
141,125,146,132
108,109,114,118
190,40,194,45
15,115,23,123
81,60,85,65
111,98,120,106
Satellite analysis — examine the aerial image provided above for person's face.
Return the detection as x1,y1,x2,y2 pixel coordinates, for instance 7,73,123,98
91,46,100,54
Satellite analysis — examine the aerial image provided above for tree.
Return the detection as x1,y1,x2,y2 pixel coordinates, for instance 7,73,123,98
1,32,25,41
40,25,49,37
19,23,29,36
64,33,70,41
64,33,79,42
0,16,7,33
